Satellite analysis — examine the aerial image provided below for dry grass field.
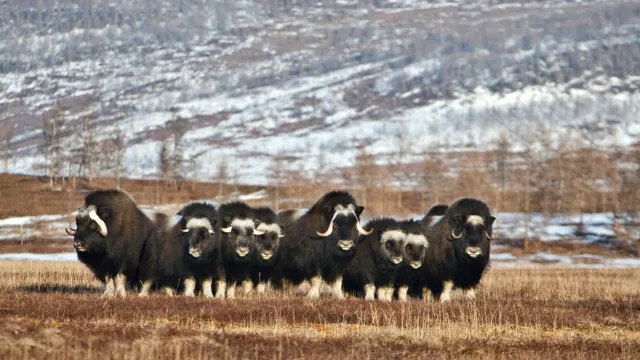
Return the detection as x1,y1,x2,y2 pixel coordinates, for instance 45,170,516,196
0,261,638,359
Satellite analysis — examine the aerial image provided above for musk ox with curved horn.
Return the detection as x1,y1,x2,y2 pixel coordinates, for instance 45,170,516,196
343,217,406,301
66,189,157,297
272,190,372,299
217,201,256,299
138,202,222,298
247,206,284,294
421,198,495,302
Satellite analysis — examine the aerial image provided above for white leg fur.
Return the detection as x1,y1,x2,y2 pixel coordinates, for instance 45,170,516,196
440,281,454,303
308,275,322,299
184,278,196,297
139,281,152,297
398,285,409,302
256,282,267,294
331,276,345,299
226,282,237,299
364,283,375,301
164,287,175,296
376,287,388,301
385,287,395,301
103,275,115,296
242,280,253,295
464,288,476,300
115,273,127,298
202,278,214,298
215,280,226,299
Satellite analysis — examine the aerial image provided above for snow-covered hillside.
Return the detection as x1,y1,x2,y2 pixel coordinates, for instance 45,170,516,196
1,0,639,185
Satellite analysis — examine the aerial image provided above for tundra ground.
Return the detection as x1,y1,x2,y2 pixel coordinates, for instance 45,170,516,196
0,261,638,359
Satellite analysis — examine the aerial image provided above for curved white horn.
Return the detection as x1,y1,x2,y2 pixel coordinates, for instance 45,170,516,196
88,210,108,237
221,226,232,233
253,229,266,236
485,230,495,241
182,229,189,233
316,210,340,237
356,220,373,236
209,229,214,234
278,234,285,238
451,229,463,239
65,228,76,236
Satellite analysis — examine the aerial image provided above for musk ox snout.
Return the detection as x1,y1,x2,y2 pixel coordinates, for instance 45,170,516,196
465,246,483,258
391,256,403,265
260,249,273,260
236,246,250,257
73,240,88,252
338,239,354,251
409,261,422,269
189,246,202,258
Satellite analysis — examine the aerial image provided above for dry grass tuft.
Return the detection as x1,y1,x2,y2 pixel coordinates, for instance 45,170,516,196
0,261,638,359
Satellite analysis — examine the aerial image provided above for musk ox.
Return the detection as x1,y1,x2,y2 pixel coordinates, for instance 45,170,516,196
66,189,156,297
217,201,256,299
138,202,222,298
272,190,372,299
395,219,429,301
422,198,495,302
342,217,406,301
248,206,284,294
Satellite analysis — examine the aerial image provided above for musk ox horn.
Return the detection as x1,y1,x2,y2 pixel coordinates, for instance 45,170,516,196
182,228,189,233
356,220,373,236
88,210,108,237
316,209,341,237
485,230,495,240
65,228,76,236
208,229,214,234
221,226,232,233
451,229,463,239
253,229,266,236
278,233,285,238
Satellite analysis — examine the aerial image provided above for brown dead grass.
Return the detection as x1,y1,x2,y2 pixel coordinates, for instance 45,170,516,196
0,261,638,359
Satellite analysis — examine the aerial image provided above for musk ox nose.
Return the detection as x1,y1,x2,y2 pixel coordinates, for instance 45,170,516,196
465,246,482,258
260,249,273,260
236,246,250,257
73,241,87,252
189,247,202,258
391,256,403,265
338,240,354,251
409,261,422,269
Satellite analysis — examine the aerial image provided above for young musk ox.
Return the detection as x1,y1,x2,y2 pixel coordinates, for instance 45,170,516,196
272,190,372,299
395,219,430,301
217,201,256,299
342,217,406,301
246,206,284,294
66,189,157,297
421,198,495,302
138,202,222,298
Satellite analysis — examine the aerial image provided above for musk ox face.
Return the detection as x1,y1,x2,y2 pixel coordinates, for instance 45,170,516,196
67,205,110,253
316,204,372,253
182,217,216,259
403,233,428,269
379,230,406,265
253,222,284,262
221,218,254,259
449,214,496,260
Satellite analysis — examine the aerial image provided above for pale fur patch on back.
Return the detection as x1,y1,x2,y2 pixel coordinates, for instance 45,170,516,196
405,233,428,247
467,215,484,226
380,230,406,244
255,222,282,235
186,218,213,231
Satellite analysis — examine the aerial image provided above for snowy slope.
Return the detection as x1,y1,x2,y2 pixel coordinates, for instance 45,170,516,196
1,0,640,185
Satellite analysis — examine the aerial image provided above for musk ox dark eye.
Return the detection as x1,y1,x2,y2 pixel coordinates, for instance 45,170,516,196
89,222,97,230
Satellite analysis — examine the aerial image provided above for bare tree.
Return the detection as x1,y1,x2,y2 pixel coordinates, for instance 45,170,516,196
112,126,127,189
167,113,188,189
42,103,66,187
269,153,286,211
215,157,229,198
0,121,12,173
353,142,375,206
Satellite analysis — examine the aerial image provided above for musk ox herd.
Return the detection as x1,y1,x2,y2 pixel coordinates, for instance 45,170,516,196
66,189,496,302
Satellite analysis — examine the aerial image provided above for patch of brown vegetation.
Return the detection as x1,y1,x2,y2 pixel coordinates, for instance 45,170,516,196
0,261,638,359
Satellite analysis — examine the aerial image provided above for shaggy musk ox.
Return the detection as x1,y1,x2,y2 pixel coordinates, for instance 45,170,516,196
217,201,256,299
422,198,495,302
395,219,429,301
66,189,157,297
138,202,222,298
248,206,284,294
342,217,406,301
273,190,372,299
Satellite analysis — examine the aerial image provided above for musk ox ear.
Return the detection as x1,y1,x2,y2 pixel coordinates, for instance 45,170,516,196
355,205,364,217
97,206,111,220
449,214,463,229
